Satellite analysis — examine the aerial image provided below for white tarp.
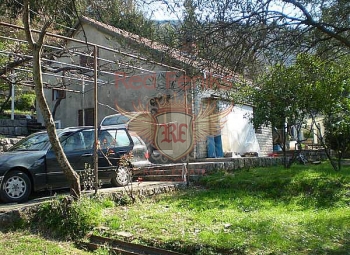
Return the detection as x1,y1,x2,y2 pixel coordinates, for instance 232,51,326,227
221,105,260,156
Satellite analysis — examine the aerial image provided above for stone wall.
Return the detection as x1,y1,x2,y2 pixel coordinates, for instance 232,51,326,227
0,119,28,136
188,157,284,174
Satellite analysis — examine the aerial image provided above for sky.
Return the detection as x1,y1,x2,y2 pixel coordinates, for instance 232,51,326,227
137,0,183,20
137,0,300,21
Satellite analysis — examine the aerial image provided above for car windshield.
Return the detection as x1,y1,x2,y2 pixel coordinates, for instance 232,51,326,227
9,132,50,151
9,130,67,151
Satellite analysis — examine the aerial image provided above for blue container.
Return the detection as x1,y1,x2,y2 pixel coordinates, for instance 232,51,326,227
207,136,216,158
273,144,282,151
214,135,224,157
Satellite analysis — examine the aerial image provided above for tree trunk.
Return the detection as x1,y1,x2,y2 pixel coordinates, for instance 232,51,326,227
22,1,81,199
32,46,81,198
32,46,81,199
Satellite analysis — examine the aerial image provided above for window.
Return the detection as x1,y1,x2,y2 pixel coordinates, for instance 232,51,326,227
80,49,98,68
78,108,94,126
116,130,132,147
63,132,85,151
98,129,131,148
52,89,66,101
54,120,61,129
255,126,263,134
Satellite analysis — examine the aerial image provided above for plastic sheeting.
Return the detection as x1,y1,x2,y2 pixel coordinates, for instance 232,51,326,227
221,105,260,156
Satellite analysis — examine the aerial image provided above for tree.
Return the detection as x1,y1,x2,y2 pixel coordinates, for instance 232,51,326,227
252,53,350,170
146,0,349,79
83,0,157,39
21,0,81,199
324,111,350,170
251,60,306,167
0,22,33,114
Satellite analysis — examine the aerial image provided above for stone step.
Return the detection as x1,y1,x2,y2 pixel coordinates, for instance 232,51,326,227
134,167,206,177
134,174,203,182
135,175,185,182
133,164,206,182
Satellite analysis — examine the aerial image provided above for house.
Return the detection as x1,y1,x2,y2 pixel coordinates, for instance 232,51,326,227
37,16,272,162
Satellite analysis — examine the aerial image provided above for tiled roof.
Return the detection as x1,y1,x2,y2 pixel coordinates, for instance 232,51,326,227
76,16,243,82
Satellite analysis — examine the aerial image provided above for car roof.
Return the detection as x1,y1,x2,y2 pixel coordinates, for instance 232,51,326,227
58,126,129,133
100,112,140,125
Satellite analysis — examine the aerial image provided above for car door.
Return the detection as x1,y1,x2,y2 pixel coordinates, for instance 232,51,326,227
45,130,94,189
97,128,134,179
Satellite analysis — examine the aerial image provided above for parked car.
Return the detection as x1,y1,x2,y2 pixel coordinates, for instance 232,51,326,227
0,126,134,204
100,113,155,163
129,131,152,168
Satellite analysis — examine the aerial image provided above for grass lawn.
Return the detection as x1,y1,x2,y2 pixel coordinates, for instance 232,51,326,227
98,162,350,254
0,231,92,255
1,161,349,254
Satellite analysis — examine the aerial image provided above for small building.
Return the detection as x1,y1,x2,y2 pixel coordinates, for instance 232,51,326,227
37,16,272,162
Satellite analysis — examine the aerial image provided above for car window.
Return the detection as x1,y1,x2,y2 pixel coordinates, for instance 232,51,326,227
131,135,142,146
99,130,116,149
81,130,94,149
62,132,86,152
9,132,50,151
101,115,130,126
99,129,131,148
116,130,132,147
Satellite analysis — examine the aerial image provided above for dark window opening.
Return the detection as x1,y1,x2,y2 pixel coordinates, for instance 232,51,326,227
52,89,66,101
78,108,94,126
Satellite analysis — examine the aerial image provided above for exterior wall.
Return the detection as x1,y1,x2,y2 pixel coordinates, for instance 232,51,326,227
38,23,177,127
256,125,273,156
193,98,273,158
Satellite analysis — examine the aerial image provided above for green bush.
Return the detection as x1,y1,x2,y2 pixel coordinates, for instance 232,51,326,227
15,93,35,111
33,196,105,239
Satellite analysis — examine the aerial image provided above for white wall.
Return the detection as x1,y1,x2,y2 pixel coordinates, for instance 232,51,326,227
221,105,261,156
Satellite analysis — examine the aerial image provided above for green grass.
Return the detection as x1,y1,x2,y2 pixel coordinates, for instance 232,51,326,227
98,162,350,254
0,231,92,255
1,161,349,254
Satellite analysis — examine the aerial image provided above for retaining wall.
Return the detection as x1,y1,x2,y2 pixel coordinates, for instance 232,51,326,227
0,119,28,136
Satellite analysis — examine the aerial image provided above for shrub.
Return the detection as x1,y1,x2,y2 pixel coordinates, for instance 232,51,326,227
15,93,35,111
33,196,104,239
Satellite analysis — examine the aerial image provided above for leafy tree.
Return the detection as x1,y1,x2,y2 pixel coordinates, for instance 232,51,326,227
148,0,349,79
324,112,350,170
83,0,157,39
251,61,304,167
15,92,36,111
252,53,350,170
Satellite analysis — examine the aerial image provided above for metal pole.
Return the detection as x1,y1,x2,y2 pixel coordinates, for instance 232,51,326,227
93,45,99,194
184,70,190,187
82,77,85,126
11,74,15,120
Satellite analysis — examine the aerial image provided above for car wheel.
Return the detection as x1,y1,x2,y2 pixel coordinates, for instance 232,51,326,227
111,166,131,187
0,170,31,203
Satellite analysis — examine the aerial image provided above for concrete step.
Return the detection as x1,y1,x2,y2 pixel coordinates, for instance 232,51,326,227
134,174,203,182
133,164,206,182
136,175,185,182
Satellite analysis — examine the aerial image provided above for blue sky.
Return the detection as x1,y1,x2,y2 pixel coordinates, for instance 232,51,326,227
138,0,183,20
138,0,300,21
